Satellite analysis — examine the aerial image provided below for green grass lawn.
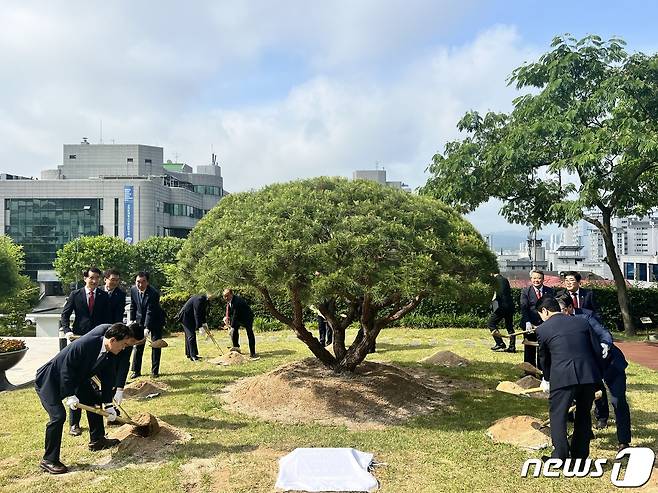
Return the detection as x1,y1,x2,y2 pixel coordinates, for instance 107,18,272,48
0,328,656,492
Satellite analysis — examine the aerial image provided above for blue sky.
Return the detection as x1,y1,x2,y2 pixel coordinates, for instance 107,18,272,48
1,1,656,238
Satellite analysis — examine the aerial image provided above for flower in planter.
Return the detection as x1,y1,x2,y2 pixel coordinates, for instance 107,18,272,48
0,339,27,353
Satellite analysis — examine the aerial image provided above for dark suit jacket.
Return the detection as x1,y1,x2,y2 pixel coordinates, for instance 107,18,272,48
520,285,555,328
130,285,163,336
60,287,111,335
104,287,127,324
227,295,253,328
492,274,514,314
556,288,601,321
35,326,117,404
93,323,131,388
537,313,602,390
180,295,208,330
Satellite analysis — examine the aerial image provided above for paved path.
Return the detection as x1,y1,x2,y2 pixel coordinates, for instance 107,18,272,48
616,341,658,371
3,337,61,390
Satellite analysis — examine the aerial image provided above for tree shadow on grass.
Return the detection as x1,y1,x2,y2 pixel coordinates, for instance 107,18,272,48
592,408,658,452
157,414,246,431
368,342,439,353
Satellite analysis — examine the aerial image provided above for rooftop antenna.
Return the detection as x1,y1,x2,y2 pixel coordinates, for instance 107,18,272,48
99,119,103,144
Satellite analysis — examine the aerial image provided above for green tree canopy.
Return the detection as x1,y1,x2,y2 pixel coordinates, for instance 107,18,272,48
134,236,185,291
53,236,135,287
178,177,496,371
0,235,26,301
422,34,658,335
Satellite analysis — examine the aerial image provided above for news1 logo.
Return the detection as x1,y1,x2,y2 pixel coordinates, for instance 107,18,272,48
521,447,655,487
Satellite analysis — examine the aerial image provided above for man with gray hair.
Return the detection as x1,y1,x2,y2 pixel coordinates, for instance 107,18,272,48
520,270,554,372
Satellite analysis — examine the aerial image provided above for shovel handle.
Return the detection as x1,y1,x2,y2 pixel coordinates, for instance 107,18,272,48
90,376,133,421
519,387,544,395
74,402,134,426
205,329,225,355
539,390,604,427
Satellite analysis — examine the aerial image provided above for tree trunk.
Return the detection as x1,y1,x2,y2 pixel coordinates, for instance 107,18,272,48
290,323,338,368
599,212,636,335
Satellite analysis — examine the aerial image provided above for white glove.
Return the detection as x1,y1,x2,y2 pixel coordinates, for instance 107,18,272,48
65,332,76,342
525,322,534,332
199,324,207,336
223,316,230,326
601,343,610,359
540,379,550,393
144,329,150,339
103,404,117,422
64,395,80,410
113,389,124,405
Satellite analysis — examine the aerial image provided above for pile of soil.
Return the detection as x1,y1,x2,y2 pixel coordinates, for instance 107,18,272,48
515,375,548,400
107,417,191,462
123,380,168,399
420,350,469,367
486,415,551,450
220,358,454,429
210,351,248,366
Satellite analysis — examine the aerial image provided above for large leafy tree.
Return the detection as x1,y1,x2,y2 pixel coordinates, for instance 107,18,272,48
53,236,135,287
134,236,185,291
0,235,24,301
178,177,496,372
422,34,658,335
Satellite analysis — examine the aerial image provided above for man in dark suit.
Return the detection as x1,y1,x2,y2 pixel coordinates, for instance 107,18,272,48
557,271,602,321
520,270,554,371
59,266,112,436
34,323,135,474
536,296,602,460
130,272,166,378
223,288,256,357
488,272,516,352
103,268,127,324
556,294,632,451
178,293,214,361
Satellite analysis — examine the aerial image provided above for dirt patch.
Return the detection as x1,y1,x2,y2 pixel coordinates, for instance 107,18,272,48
420,350,469,367
210,351,248,366
106,417,191,463
180,458,227,493
123,380,168,399
486,415,551,450
220,358,455,429
515,375,548,400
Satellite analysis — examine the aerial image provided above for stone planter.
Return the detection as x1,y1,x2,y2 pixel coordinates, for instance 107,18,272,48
0,348,28,391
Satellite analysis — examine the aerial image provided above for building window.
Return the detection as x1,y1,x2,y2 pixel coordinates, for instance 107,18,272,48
69,154,76,159
145,159,152,164
114,198,119,237
127,158,134,163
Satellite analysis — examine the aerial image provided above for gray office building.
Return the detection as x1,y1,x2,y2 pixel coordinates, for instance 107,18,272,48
1,141,225,278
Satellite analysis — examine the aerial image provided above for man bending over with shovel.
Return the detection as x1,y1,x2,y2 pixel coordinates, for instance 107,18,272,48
34,323,136,474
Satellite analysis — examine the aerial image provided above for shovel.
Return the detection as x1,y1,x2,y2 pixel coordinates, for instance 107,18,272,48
492,329,533,339
91,376,132,421
204,327,225,355
74,402,160,437
496,380,545,396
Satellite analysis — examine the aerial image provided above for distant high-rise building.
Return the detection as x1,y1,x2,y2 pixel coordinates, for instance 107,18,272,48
1,142,226,279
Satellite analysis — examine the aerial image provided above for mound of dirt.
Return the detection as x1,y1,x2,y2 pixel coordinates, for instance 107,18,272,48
210,351,248,366
515,375,548,400
220,358,454,429
420,350,469,367
486,415,551,450
107,418,191,462
123,380,168,399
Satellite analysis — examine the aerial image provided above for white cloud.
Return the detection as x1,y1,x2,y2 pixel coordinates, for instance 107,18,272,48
0,2,541,237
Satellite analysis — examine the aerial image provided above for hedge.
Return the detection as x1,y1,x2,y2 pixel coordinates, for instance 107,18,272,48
159,285,658,334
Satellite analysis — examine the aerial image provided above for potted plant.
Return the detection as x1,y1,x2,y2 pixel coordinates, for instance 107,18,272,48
0,338,28,391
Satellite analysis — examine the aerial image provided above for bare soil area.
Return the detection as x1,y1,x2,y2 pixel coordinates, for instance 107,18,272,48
486,415,551,450
420,350,470,367
220,358,456,429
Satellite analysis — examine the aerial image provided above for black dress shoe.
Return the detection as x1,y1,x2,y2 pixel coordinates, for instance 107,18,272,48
69,424,82,437
151,372,159,378
129,372,141,379
40,459,68,474
595,418,608,429
490,343,506,351
505,346,517,353
88,437,120,451
618,443,630,452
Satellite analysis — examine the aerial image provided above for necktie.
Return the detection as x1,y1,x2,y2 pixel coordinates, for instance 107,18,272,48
572,292,579,308
535,287,542,299
89,289,95,313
